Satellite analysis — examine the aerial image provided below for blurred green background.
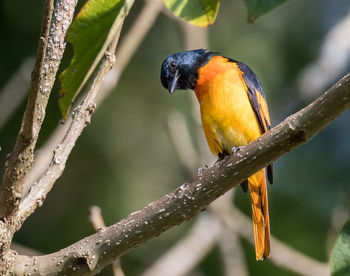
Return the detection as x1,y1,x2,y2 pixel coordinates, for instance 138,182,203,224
0,0,350,275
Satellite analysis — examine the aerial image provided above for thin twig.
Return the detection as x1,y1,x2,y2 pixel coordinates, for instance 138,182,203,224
24,0,163,196
11,73,350,275
297,15,350,99
17,29,123,230
0,0,78,219
164,112,240,276
210,192,248,276
17,0,135,228
89,206,106,231
10,243,42,257
0,57,34,130
166,111,200,173
178,22,213,164
90,206,125,276
97,0,163,103
142,213,222,276
22,122,70,198
166,109,248,276
115,0,163,74
218,226,248,276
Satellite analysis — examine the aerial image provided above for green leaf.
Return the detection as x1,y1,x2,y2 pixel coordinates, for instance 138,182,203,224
331,220,350,276
163,0,220,27
59,0,134,119
243,0,288,23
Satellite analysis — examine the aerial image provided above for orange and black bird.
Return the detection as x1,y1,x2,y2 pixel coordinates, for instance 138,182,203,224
160,49,273,260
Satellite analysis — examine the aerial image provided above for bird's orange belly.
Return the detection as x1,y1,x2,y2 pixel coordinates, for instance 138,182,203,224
197,73,261,156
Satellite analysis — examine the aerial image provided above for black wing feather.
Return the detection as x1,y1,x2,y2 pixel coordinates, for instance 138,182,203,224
227,58,273,184
236,61,270,132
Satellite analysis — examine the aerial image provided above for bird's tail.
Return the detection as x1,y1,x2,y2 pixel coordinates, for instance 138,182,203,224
248,169,270,260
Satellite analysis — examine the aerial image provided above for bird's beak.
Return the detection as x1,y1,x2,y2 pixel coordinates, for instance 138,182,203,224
169,70,180,94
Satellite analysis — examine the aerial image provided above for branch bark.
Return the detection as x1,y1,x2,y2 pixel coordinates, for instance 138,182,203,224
90,206,125,276
0,0,78,219
11,73,350,275
16,30,122,230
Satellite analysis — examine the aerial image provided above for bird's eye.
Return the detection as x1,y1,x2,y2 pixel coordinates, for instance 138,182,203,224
169,60,177,70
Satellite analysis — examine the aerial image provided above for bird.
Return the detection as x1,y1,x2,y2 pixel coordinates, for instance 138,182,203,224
160,49,273,260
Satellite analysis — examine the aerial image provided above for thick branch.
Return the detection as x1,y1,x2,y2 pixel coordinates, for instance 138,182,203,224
12,74,350,275
89,206,125,276
0,0,78,219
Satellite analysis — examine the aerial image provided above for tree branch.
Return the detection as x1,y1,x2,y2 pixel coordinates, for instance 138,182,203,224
11,73,350,275
89,206,107,231
0,0,78,219
165,110,247,275
90,206,125,276
16,29,123,230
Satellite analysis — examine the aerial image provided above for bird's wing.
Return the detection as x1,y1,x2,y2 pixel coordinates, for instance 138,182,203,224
230,59,273,184
236,61,271,134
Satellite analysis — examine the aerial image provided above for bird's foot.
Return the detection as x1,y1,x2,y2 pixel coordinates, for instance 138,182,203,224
197,165,209,175
232,146,243,156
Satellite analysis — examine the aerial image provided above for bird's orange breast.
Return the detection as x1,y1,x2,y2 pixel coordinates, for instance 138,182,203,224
194,56,261,156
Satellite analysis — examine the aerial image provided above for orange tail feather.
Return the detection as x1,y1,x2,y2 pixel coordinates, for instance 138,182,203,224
248,169,270,260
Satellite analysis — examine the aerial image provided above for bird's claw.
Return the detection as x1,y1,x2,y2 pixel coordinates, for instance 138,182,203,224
197,165,209,175
232,146,243,156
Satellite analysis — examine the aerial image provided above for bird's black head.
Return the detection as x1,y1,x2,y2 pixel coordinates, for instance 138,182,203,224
160,49,214,94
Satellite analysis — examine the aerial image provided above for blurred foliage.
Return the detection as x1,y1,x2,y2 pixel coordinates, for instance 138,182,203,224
244,0,289,23
331,221,350,276
162,0,220,27
59,0,133,119
0,0,350,275
162,0,289,26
